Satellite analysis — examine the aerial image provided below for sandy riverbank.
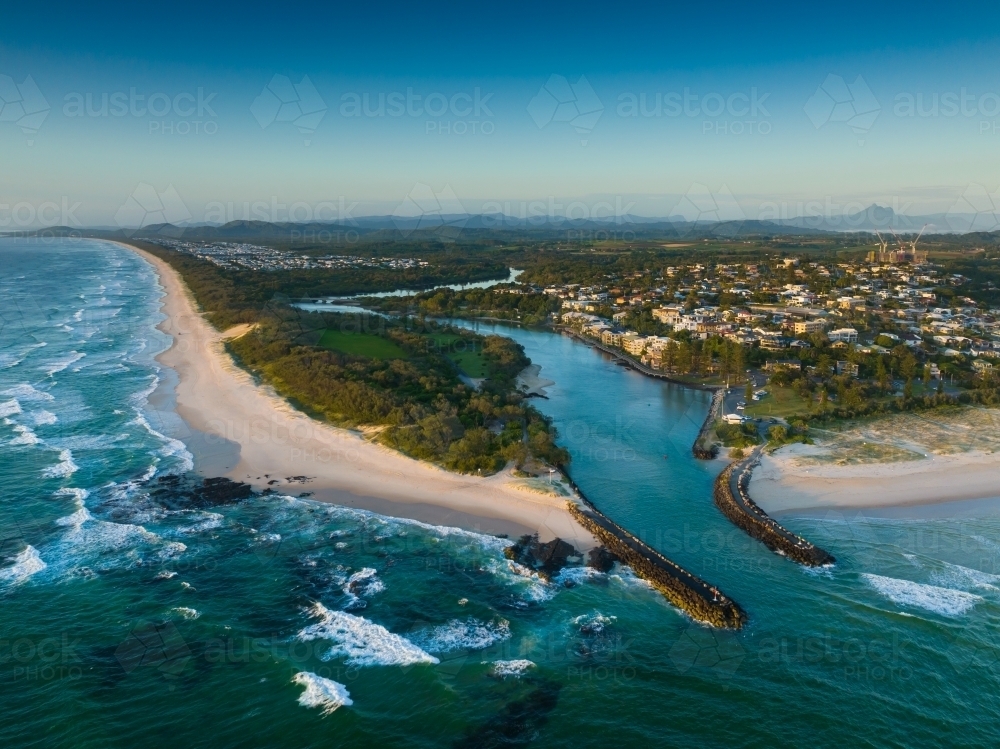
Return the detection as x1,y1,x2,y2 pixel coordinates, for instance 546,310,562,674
749,440,1000,515
120,242,595,550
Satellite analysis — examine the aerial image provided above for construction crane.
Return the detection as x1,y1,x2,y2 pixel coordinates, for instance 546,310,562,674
874,230,889,262
909,224,928,263
888,227,907,252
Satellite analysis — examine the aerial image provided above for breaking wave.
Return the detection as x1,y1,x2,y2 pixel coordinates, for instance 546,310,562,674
412,617,511,653
0,546,47,586
297,602,439,667
42,449,78,478
490,660,535,678
862,573,982,617
0,399,21,418
293,672,353,715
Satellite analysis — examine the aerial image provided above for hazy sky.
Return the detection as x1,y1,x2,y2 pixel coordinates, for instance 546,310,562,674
3,0,1000,228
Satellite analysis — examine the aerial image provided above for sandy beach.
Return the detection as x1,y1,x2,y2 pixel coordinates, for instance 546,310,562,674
749,441,1000,515
122,243,595,550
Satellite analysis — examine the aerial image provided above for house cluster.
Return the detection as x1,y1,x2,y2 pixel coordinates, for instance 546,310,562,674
553,256,1000,374
154,239,427,272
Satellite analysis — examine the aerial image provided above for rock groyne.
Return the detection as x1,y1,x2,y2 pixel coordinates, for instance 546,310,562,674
713,448,835,567
563,476,746,629
692,389,725,459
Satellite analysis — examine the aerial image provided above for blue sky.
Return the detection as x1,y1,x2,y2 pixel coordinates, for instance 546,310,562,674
2,1,1000,228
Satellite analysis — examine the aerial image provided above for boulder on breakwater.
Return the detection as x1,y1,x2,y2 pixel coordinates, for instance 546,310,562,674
713,461,835,567
566,501,746,629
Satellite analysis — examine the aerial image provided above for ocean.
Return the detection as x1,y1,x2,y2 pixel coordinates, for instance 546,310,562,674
2,238,1000,748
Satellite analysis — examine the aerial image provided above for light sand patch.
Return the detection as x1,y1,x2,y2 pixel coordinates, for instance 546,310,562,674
222,323,257,340
517,364,555,397
749,408,1000,514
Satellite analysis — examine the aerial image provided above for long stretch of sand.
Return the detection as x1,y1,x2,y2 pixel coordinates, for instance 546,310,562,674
123,243,595,549
749,442,1000,514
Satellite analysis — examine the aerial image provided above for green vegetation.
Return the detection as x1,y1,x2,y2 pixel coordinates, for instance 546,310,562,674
135,241,508,329
715,420,759,448
745,386,812,419
370,287,562,326
318,329,406,360
428,333,487,377
227,307,567,475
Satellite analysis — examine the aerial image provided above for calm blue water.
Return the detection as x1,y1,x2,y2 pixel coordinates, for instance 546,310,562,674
3,239,1000,748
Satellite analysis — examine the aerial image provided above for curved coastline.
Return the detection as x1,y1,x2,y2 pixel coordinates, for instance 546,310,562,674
113,241,597,550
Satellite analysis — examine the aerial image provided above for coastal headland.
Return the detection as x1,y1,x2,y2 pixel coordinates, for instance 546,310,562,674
119,242,598,550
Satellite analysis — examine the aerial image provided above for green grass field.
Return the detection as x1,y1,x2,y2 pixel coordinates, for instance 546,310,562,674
317,329,407,360
745,385,812,419
428,333,487,378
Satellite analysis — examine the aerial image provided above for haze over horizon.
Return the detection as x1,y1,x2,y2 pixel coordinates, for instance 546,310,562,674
3,0,1000,230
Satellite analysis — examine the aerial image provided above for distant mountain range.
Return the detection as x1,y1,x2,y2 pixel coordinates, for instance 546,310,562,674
9,204,996,243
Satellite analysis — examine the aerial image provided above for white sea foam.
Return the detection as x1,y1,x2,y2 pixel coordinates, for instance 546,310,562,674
0,399,21,418
343,567,385,598
412,618,511,653
572,612,617,635
293,672,353,715
0,343,47,371
289,497,513,556
297,602,439,667
171,607,200,620
930,562,1000,591
159,542,187,559
176,512,224,534
862,573,982,617
55,487,90,506
154,570,178,580
72,310,83,322
0,545,47,585
51,433,127,451
43,351,86,376
555,566,606,586
1,383,54,402
28,410,57,426
490,660,535,678
55,507,94,527
10,424,41,445
42,449,78,478
130,412,194,473
54,516,163,574
483,558,556,603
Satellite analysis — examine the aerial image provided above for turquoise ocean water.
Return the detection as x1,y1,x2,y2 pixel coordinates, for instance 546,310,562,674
3,238,1000,748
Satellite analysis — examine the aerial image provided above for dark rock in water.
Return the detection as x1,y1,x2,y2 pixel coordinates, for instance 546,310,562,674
453,680,562,749
194,477,254,505
586,546,618,573
503,534,580,580
148,474,254,510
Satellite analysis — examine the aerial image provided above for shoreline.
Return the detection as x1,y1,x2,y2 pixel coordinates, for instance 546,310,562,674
116,241,597,550
749,440,1000,516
